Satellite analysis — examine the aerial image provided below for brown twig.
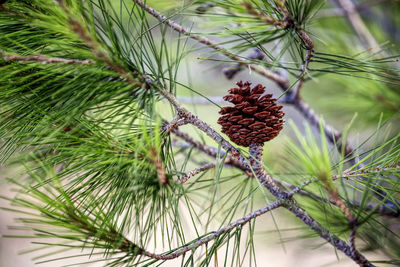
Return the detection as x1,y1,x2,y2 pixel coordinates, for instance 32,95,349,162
1,52,93,65
163,115,185,135
242,2,284,27
290,31,314,100
177,162,217,184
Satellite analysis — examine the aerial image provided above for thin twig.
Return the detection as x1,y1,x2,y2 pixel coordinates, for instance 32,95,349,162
349,228,362,266
177,162,217,184
157,89,246,162
289,31,314,100
56,0,247,172
1,52,93,65
163,115,184,135
223,48,265,80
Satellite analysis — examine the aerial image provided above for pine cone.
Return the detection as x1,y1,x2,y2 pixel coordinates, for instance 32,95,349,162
217,81,284,147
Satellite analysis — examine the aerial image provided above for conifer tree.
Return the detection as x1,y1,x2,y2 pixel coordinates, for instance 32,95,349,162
0,0,399,266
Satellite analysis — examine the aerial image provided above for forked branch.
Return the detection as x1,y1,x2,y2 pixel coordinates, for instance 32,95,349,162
132,0,356,164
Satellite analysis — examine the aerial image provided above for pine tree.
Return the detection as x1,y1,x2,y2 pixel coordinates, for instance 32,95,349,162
0,0,399,266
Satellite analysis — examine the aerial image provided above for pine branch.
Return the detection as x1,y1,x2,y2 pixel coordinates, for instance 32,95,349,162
2,1,397,265
133,0,356,165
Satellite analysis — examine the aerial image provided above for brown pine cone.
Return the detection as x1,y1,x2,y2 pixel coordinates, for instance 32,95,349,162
217,81,284,147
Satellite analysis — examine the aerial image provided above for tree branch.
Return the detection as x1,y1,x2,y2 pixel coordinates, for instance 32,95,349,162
133,0,357,165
